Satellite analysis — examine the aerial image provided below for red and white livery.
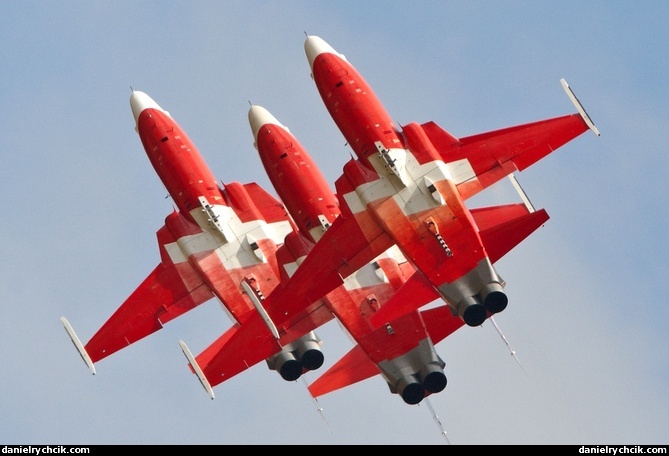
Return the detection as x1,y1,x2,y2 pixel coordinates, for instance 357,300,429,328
192,35,599,403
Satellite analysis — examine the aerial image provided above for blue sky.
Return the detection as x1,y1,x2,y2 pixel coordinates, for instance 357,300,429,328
1,1,667,445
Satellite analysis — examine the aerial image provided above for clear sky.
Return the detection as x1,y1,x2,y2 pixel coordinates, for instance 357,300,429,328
1,1,667,445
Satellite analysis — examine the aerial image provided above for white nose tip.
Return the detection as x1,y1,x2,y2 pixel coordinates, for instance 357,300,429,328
248,105,289,145
129,91,169,127
304,35,345,70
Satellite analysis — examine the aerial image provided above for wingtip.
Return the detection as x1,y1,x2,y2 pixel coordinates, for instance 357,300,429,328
60,316,96,375
560,78,600,137
179,340,215,400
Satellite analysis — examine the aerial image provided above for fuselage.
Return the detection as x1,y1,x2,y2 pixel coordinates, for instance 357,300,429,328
304,36,508,326
250,105,339,244
130,91,292,324
131,91,225,227
250,104,449,403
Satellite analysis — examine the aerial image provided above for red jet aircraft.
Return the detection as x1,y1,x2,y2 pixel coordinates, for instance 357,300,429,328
189,35,599,403
243,105,464,404
61,90,453,404
60,91,334,393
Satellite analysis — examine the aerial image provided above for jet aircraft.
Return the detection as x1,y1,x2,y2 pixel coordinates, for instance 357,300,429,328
60,89,454,404
243,105,465,404
188,35,599,403
60,91,334,389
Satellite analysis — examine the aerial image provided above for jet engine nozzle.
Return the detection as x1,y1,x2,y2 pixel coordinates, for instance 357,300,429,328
381,340,447,405
396,375,425,405
456,295,487,327
480,282,508,313
266,331,324,381
272,351,303,381
296,335,325,371
419,363,447,394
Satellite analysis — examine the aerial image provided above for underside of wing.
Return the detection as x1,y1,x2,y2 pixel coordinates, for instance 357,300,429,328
241,182,291,224
81,224,214,364
266,211,395,324
422,113,590,200
192,319,274,385
368,203,550,327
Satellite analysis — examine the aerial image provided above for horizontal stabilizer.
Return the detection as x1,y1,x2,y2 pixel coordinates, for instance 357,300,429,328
309,306,466,398
369,272,439,328
471,204,550,263
420,305,465,344
196,312,283,389
308,345,380,398
60,317,96,375
179,340,214,400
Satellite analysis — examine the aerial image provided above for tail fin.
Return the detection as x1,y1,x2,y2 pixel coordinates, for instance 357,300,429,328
471,203,550,263
193,312,282,389
308,345,380,398
369,272,439,328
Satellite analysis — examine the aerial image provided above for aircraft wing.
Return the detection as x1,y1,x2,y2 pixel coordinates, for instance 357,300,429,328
240,182,291,224
423,78,599,202
65,221,215,368
261,208,395,324
422,113,591,201
190,293,336,389
185,224,399,391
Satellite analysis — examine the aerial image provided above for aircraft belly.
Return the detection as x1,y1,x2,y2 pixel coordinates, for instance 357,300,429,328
364,309,427,354
370,194,482,278
175,232,220,258
171,225,271,271
170,228,282,324
342,262,388,291
325,255,416,346
323,283,400,345
172,257,207,292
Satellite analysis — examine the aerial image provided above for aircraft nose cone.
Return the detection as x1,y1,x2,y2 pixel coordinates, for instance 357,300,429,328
248,105,288,145
304,35,343,70
129,91,168,128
